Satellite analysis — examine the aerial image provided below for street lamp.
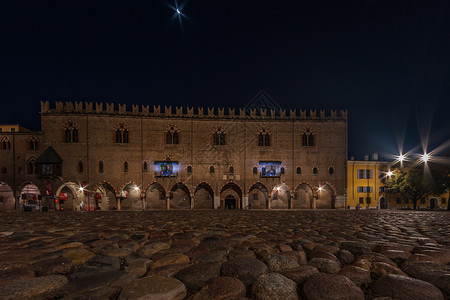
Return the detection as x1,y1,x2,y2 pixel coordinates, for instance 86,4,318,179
421,153,430,163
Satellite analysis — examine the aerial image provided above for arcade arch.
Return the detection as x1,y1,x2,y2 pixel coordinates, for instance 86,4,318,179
271,183,291,209
220,182,242,209
294,183,314,209
248,182,268,209
145,182,166,209
194,182,214,209
94,182,117,210
316,183,336,209
170,182,191,209
120,182,142,210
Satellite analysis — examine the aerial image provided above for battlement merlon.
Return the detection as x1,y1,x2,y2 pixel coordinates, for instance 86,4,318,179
40,101,348,120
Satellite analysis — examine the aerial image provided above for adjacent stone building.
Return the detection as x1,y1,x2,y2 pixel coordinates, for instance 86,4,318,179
0,100,348,211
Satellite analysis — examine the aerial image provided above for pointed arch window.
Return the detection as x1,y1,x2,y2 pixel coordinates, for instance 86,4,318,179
1,137,11,150
329,167,334,175
29,137,39,150
64,123,78,143
27,159,36,174
143,161,148,173
115,124,129,143
124,161,128,173
165,126,179,144
99,161,104,173
258,128,271,146
253,167,258,174
213,127,226,145
296,167,302,174
302,129,315,147
313,167,318,175
187,166,192,175
210,166,215,174
78,161,84,173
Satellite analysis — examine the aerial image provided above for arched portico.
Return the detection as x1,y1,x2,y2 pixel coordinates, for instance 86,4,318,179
145,182,166,209
0,182,15,210
194,182,214,209
316,183,336,209
271,183,291,209
170,182,191,209
94,182,117,210
19,183,42,210
220,182,242,209
56,182,84,211
294,183,314,209
248,182,268,209
120,182,143,210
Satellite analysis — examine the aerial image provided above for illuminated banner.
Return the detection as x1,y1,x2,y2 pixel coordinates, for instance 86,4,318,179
121,191,128,198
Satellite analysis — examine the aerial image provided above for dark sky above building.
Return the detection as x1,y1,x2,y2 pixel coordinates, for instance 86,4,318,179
1,0,449,160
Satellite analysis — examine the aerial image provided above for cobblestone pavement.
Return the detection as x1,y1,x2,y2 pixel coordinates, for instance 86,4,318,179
0,210,449,299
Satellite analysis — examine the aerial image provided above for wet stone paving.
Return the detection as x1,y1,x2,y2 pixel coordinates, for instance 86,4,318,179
0,210,449,300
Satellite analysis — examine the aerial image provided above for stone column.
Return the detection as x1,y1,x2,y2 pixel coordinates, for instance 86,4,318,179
242,196,249,209
214,195,220,209
117,194,122,211
190,193,194,210
268,196,271,209
141,193,146,210
166,194,170,210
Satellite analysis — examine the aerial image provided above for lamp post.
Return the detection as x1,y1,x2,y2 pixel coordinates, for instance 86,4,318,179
385,171,393,209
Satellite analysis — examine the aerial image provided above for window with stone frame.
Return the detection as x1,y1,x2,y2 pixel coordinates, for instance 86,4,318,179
143,161,148,173
209,166,215,173
258,128,271,146
187,165,192,175
165,126,179,144
253,166,258,174
115,124,129,143
329,167,334,175
99,161,104,173
29,137,39,150
64,122,78,143
301,128,315,146
1,137,11,150
78,161,83,173
27,158,36,174
124,161,128,173
213,127,226,145
312,167,318,175
296,167,301,175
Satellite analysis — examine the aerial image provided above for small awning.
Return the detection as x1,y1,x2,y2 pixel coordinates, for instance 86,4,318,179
35,146,63,164
259,161,281,165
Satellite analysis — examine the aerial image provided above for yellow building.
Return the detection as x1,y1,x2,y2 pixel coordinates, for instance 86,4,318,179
347,157,449,210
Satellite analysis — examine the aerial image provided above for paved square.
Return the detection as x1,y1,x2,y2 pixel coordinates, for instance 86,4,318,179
0,210,449,299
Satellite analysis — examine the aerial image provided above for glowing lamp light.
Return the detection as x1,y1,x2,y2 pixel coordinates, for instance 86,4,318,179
387,171,393,177
318,186,323,192
398,154,405,162
422,153,430,163
176,8,181,14
134,186,140,192
79,187,84,192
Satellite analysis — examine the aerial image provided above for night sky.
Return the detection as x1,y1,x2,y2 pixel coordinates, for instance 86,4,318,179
1,0,449,160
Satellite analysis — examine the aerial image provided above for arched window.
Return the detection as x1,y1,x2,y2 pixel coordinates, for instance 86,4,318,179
165,126,179,144
99,161,104,173
143,161,148,173
1,167,6,174
258,128,271,146
296,167,301,175
1,137,11,150
187,166,192,175
302,128,315,147
115,124,129,143
313,167,318,175
213,127,226,145
253,166,257,174
64,123,78,143
124,161,128,173
210,166,215,174
27,159,35,174
78,161,83,173
329,167,334,175
229,166,234,174
29,137,38,150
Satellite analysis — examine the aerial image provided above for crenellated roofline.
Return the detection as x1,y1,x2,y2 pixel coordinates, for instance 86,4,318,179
40,101,347,120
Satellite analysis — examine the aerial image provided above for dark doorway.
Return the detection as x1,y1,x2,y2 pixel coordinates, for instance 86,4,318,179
379,197,388,209
430,198,438,210
225,195,236,209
